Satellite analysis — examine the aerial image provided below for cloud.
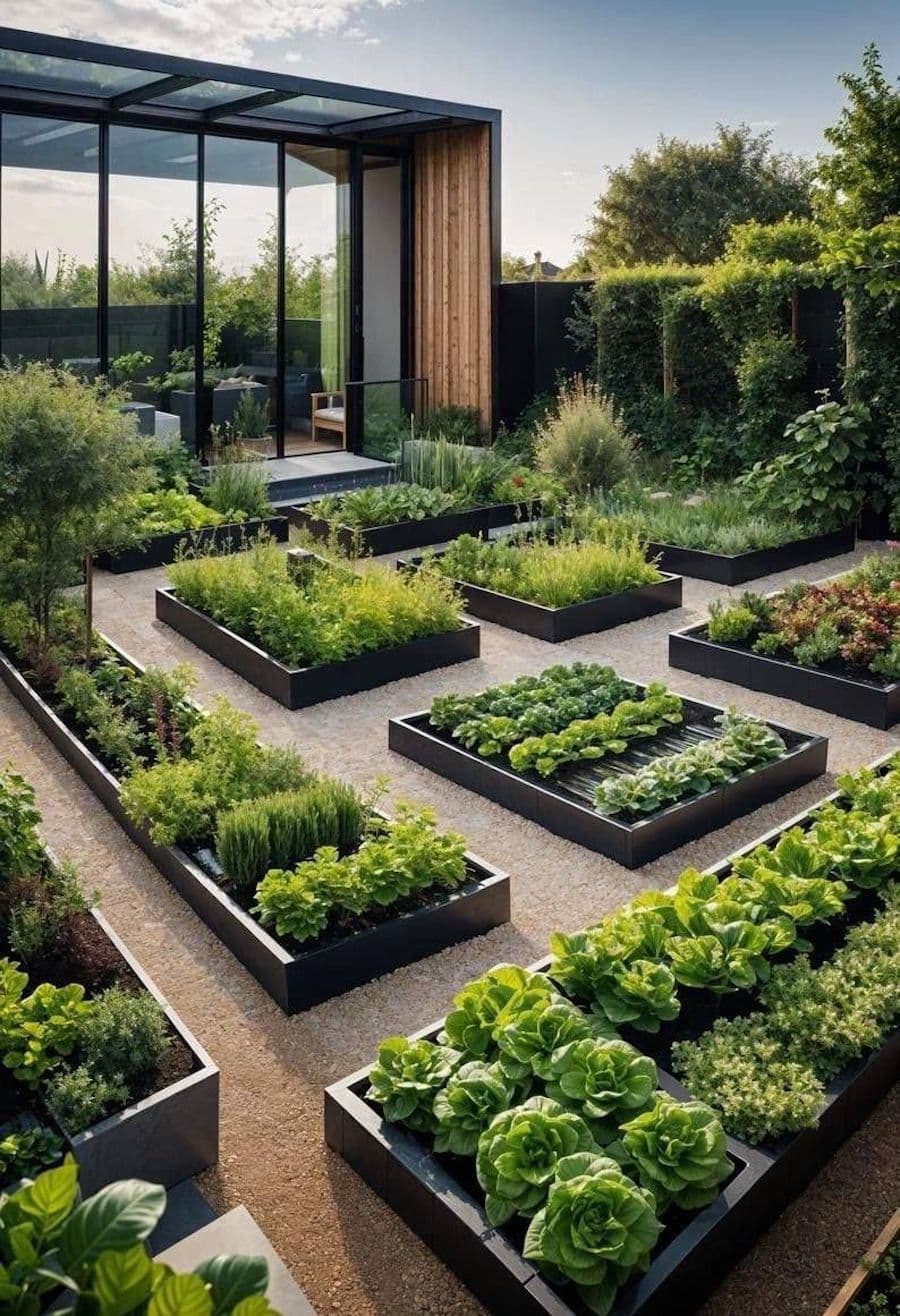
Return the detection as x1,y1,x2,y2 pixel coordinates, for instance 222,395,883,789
2,0,404,64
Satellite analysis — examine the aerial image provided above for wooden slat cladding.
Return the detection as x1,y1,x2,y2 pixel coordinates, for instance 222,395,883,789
414,125,492,430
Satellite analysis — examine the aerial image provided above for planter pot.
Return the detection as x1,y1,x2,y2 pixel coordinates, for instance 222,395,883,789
398,554,683,642
820,1210,900,1316
156,587,480,709
289,502,496,556
68,910,218,1196
96,515,288,574
155,1204,315,1312
646,525,856,586
388,690,827,867
669,623,900,730
326,775,900,1316
0,642,508,1013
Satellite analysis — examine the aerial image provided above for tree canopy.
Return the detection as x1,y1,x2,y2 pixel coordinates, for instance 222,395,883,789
578,124,814,271
817,43,900,230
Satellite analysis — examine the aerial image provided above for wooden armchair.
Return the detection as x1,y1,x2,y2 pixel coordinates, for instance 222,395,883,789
310,391,346,447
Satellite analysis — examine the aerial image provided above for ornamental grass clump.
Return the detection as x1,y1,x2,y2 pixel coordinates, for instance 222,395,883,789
535,376,637,494
523,1152,662,1316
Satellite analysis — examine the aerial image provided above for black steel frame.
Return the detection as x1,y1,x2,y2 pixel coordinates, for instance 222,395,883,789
0,26,503,447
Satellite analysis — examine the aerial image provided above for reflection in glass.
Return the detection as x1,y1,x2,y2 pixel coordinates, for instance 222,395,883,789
284,143,350,455
203,136,279,456
0,114,99,369
107,125,197,441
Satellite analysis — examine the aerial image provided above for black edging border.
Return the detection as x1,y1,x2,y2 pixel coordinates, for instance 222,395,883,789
96,514,289,573
398,552,683,641
0,643,509,1014
324,760,900,1316
387,693,827,867
70,909,219,1195
669,620,900,731
646,525,857,586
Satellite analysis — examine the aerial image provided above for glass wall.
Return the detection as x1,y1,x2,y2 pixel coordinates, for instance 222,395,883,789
0,114,99,370
204,135,279,456
284,143,350,455
108,125,198,436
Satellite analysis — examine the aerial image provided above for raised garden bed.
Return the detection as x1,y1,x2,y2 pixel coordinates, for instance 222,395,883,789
156,585,480,709
646,524,856,586
289,501,495,556
820,1209,900,1316
388,689,826,866
64,910,219,1195
398,552,683,641
325,781,900,1316
0,642,509,1014
0,897,218,1197
96,514,288,573
669,621,900,730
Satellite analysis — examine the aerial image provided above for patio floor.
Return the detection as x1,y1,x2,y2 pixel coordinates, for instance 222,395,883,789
1,537,896,1316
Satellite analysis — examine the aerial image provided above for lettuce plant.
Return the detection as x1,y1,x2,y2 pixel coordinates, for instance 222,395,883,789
440,965,555,1060
611,1093,732,1211
809,807,900,889
433,1061,521,1156
366,1037,461,1132
550,922,679,1033
523,1152,662,1316
475,1096,597,1225
495,994,609,1082
544,1039,657,1142
0,962,90,1086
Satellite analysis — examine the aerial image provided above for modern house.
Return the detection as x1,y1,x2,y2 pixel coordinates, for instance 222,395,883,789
0,27,500,462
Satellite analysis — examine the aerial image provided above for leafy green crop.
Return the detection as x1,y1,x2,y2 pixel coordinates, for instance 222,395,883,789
440,965,555,1060
308,482,464,527
433,1061,521,1155
544,1039,657,1142
0,961,90,1086
366,1037,462,1132
508,685,683,778
429,663,636,758
610,1093,732,1211
475,1096,598,1226
523,1151,662,1316
594,708,786,818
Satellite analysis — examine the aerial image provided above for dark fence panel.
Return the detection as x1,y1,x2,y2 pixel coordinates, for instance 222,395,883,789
497,280,593,427
797,285,843,399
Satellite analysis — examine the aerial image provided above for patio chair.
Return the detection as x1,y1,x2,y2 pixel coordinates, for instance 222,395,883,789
310,391,346,447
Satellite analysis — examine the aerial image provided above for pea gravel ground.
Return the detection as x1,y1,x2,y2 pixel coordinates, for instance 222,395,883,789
0,537,897,1316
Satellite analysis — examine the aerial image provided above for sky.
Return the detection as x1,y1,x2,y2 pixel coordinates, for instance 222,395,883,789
2,0,899,264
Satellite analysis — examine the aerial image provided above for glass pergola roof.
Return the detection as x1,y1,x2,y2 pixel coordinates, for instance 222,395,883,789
0,27,498,139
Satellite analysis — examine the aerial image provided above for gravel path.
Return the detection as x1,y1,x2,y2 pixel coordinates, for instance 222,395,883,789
0,538,896,1316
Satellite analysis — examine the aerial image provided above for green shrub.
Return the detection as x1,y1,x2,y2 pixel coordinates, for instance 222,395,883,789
0,769,44,884
535,377,636,493
204,459,271,520
43,1063,130,1134
735,332,807,464
216,779,364,890
8,859,91,963
706,601,760,644
77,987,170,1087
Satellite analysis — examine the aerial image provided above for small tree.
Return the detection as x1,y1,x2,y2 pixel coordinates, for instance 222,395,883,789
0,363,148,659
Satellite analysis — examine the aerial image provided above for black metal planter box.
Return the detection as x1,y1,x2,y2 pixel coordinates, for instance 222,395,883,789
96,514,288,573
289,502,496,556
398,554,683,642
326,766,900,1316
70,910,219,1195
0,644,508,1014
646,525,857,586
388,694,826,867
325,1015,898,1316
155,587,480,709
669,623,900,730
